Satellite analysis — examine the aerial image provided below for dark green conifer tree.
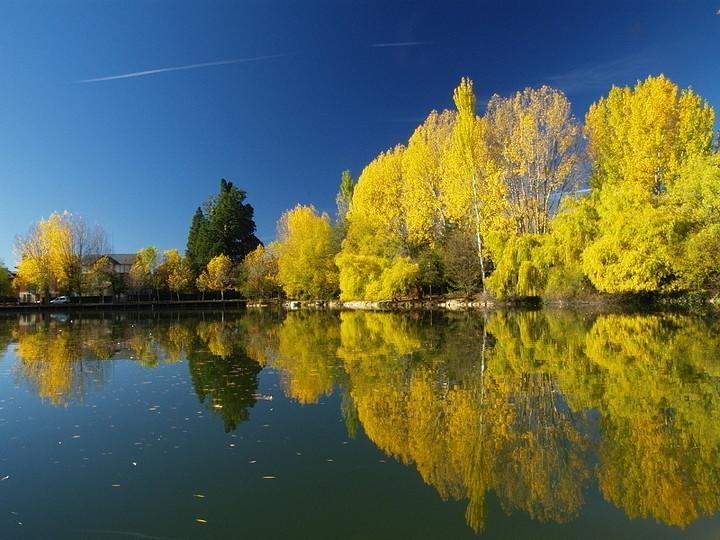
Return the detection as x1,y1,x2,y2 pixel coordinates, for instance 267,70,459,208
186,207,211,276
186,179,261,277
207,179,261,263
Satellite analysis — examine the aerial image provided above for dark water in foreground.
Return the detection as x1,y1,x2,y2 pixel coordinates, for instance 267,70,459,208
1,309,719,539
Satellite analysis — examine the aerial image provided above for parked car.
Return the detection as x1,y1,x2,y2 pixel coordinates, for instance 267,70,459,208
50,296,70,305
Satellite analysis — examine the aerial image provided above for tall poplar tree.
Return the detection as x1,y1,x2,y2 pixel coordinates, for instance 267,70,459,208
336,170,355,224
442,78,504,292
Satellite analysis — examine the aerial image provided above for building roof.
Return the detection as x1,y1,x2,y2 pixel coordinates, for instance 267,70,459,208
108,254,137,266
81,253,138,266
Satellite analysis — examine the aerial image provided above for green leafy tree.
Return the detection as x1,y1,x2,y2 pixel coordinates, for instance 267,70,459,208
0,263,12,297
336,170,355,225
334,169,356,247
416,248,444,297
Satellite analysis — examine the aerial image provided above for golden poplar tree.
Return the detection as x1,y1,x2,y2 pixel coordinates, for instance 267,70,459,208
441,78,505,291
276,205,339,299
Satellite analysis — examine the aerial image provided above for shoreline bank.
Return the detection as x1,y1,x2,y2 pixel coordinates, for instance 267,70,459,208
0,298,247,312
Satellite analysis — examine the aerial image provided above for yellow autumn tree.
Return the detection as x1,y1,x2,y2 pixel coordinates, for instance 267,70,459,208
343,145,408,256
240,243,282,300
16,212,74,298
582,75,715,293
665,154,720,290
481,86,584,299
15,211,108,300
486,86,582,235
441,77,506,292
276,205,338,299
200,254,234,300
401,110,455,246
337,144,421,300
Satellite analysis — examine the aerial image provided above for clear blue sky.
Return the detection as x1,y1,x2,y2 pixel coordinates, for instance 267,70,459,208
1,0,718,267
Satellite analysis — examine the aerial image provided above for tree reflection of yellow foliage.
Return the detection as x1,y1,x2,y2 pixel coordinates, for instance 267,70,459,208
196,320,239,359
157,322,195,363
334,309,720,532
271,312,341,404
586,313,720,527
3,308,720,532
14,321,113,405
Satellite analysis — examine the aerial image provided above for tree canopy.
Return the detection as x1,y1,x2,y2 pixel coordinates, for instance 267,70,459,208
186,179,261,275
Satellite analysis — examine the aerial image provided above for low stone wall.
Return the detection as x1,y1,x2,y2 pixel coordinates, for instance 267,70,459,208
340,298,496,311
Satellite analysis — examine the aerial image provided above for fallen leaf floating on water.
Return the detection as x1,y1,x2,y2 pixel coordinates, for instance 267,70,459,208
111,484,121,487
262,476,276,479
1,475,9,481
193,494,205,498
195,519,208,524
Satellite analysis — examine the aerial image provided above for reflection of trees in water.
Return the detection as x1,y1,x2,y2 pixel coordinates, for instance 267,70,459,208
330,311,591,532
264,309,720,532
11,318,114,405
3,309,720,530
3,314,266,431
492,373,589,526
585,314,720,527
187,319,262,432
271,311,342,404
188,348,261,432
0,316,15,357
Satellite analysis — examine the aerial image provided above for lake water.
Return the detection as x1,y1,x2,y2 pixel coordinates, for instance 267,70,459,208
1,308,719,539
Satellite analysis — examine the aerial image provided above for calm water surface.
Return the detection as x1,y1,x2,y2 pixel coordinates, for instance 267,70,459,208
1,309,719,539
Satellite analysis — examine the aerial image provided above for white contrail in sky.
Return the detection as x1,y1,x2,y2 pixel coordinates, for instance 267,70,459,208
77,54,286,83
370,41,430,48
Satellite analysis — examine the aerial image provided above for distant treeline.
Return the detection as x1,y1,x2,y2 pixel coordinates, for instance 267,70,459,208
10,179,264,302
9,74,719,304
